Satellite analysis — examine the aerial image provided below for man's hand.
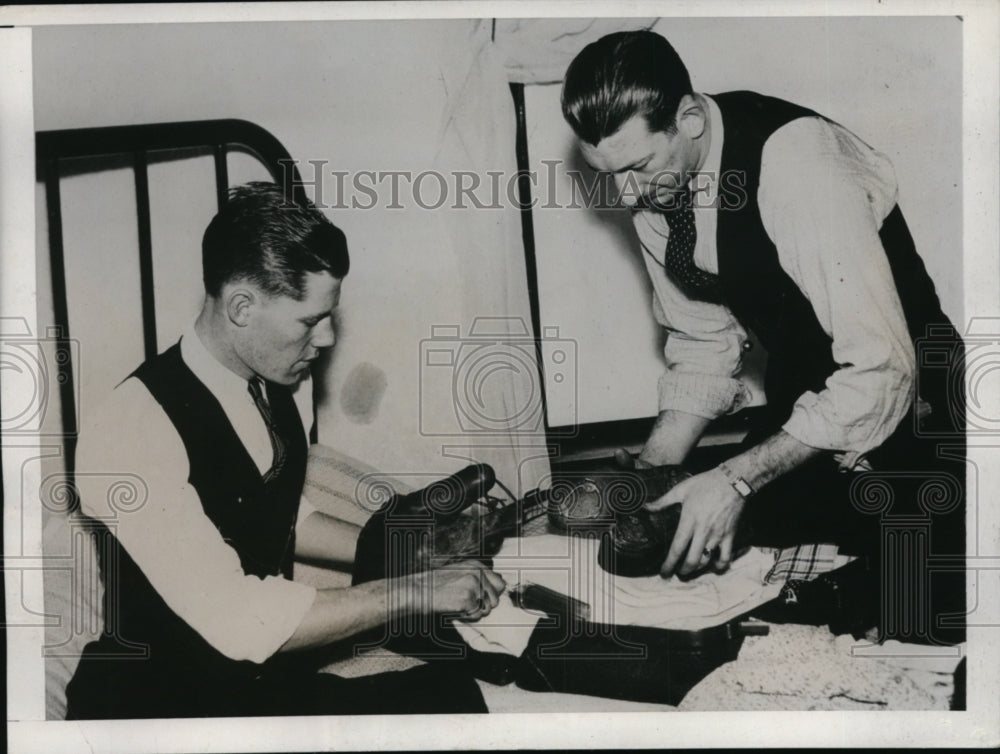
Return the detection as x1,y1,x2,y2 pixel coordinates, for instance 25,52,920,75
645,429,822,578
402,561,507,622
281,562,505,652
647,468,745,577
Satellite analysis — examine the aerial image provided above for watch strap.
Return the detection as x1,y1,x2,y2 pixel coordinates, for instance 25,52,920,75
717,462,755,500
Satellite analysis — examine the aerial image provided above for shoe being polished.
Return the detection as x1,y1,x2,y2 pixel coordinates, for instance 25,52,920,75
546,461,690,531
352,464,540,584
547,458,756,577
546,460,693,576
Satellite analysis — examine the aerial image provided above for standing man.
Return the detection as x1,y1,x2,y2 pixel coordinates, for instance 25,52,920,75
561,31,964,643
66,182,505,718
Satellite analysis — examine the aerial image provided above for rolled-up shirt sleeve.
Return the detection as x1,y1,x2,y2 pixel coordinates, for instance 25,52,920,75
634,211,752,419
759,117,916,455
77,377,317,664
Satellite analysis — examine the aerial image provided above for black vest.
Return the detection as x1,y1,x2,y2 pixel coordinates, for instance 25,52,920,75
710,91,962,445
98,342,307,688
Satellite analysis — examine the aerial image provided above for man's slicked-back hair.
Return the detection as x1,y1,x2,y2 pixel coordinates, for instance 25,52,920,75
202,181,349,300
562,30,693,146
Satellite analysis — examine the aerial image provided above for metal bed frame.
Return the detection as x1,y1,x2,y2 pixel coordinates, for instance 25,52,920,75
35,119,308,470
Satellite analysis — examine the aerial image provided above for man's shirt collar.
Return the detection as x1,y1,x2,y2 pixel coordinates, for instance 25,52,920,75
180,322,254,403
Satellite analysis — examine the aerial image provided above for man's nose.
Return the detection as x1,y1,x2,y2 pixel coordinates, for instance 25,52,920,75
614,172,640,208
311,318,336,349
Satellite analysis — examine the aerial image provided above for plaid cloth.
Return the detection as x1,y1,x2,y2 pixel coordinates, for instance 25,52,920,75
764,543,849,584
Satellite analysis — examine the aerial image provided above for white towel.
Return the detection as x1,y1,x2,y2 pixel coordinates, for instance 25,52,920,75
455,534,782,656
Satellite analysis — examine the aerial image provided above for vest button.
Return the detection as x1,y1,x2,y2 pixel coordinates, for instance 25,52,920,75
742,340,753,352
236,496,244,504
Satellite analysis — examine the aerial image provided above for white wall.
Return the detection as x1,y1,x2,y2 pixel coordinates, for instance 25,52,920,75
526,16,963,426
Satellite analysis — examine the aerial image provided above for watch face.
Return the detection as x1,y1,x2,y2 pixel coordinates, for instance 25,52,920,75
718,463,753,499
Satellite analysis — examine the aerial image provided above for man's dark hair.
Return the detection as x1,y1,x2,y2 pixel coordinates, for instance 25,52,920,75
202,181,349,300
561,30,693,146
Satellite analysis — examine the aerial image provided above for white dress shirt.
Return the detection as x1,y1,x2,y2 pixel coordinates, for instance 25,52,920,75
632,94,916,461
76,324,319,664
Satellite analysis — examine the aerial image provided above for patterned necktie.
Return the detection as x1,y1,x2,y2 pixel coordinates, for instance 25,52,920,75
654,187,721,301
248,378,286,482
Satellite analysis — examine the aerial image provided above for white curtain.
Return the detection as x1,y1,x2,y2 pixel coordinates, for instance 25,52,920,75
495,18,658,83
422,18,658,493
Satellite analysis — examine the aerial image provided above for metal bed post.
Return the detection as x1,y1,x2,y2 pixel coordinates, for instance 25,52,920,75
43,158,79,471
213,144,229,211
132,150,158,362
509,83,552,443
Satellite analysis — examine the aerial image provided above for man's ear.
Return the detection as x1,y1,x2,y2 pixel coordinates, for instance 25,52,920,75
676,94,707,140
225,287,255,327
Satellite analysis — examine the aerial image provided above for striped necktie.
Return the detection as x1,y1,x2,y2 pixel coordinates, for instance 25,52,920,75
248,378,286,482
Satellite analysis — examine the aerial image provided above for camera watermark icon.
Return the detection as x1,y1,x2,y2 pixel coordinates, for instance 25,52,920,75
419,317,577,438
915,317,1000,437
1,317,80,436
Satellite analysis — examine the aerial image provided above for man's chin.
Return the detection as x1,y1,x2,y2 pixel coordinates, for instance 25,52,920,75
647,189,686,211
289,363,314,383
264,368,309,387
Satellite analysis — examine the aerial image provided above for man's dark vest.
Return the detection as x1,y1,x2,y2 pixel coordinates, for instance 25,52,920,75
709,91,963,449
96,342,307,691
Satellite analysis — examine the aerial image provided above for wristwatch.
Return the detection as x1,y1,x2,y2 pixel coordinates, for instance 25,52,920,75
717,462,755,500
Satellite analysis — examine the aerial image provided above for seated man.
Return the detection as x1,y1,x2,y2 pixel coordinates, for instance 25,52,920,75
66,182,506,719
560,32,965,644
